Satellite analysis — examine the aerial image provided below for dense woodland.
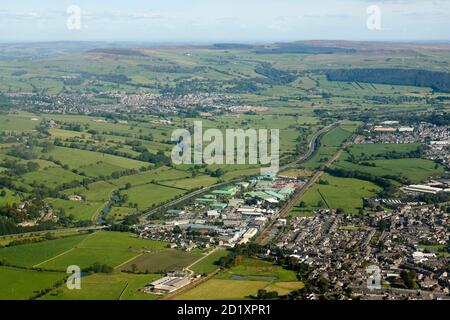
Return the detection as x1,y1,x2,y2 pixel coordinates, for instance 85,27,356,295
326,68,450,93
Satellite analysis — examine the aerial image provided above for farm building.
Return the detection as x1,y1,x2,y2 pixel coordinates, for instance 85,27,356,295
402,185,446,195
145,272,192,294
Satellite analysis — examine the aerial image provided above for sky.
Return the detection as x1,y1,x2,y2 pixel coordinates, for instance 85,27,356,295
1,0,449,43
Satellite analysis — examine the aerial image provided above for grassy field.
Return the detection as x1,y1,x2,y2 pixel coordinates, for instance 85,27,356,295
107,206,137,222
175,278,303,300
48,198,104,221
303,124,356,169
160,175,218,190
334,144,445,183
190,250,230,275
175,279,272,300
216,258,298,282
0,231,167,270
22,167,84,187
122,183,185,210
0,266,66,300
63,181,117,202
0,188,21,206
291,173,382,215
344,143,421,158
41,273,161,300
38,231,167,271
264,282,305,296
0,114,40,132
110,166,191,187
177,257,302,300
0,234,89,267
46,146,147,173
121,249,202,273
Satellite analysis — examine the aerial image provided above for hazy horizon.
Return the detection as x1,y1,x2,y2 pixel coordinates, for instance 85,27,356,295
1,0,450,42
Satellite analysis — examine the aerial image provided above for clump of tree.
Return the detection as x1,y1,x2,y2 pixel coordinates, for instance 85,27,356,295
254,289,279,300
7,147,37,160
86,262,113,274
1,160,40,176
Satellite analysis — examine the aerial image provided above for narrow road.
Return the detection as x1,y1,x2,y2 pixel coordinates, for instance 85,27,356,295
184,247,219,276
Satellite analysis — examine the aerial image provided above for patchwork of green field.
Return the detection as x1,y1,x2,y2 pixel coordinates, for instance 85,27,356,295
121,249,203,273
28,159,59,169
0,114,40,132
334,143,444,183
44,114,176,143
1,43,449,300
122,184,185,210
190,249,230,275
189,114,314,158
334,158,444,183
291,173,382,215
0,266,66,300
0,234,89,267
38,231,167,271
46,146,147,173
48,198,104,221
41,273,161,300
